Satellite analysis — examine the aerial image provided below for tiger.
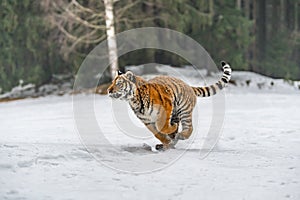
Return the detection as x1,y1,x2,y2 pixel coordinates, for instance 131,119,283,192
107,61,232,150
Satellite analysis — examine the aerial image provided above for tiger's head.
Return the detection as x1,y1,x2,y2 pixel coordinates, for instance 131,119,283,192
107,71,137,100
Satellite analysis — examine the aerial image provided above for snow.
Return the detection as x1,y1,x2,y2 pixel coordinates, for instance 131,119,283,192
0,68,300,199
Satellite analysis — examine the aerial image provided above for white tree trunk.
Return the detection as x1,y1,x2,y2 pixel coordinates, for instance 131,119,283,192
104,0,119,79
236,0,241,10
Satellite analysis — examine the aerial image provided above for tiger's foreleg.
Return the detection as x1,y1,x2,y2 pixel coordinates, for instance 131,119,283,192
145,103,179,150
155,111,178,136
146,124,174,150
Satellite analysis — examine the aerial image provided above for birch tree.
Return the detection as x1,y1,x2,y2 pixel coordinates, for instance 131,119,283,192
44,0,118,78
104,0,118,79
44,0,150,80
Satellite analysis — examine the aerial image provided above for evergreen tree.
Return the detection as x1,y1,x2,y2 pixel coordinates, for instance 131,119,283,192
193,0,253,71
0,0,65,92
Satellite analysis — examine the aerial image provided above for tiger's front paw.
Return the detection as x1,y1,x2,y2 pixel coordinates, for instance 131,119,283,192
155,144,165,151
155,143,175,151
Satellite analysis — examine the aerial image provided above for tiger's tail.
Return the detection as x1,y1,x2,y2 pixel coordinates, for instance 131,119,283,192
192,61,232,97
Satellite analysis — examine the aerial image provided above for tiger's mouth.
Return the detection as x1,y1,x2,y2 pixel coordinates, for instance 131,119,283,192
108,92,122,99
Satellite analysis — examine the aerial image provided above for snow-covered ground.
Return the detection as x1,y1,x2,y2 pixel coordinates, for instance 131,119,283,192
0,69,300,200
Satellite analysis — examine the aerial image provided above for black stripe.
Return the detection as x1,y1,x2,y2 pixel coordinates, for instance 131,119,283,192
177,102,190,116
157,88,164,102
137,88,144,114
181,119,192,125
128,82,132,92
182,118,192,123
149,100,154,115
145,122,155,126
177,93,183,104
199,88,205,96
203,87,208,96
180,113,191,119
178,96,183,105
172,83,179,96
131,75,136,83
194,88,200,96
157,106,162,115
205,86,210,96
181,119,188,124
124,83,133,99
216,82,223,90
180,99,190,110
223,75,230,81
175,83,182,101
180,110,191,116
197,88,202,96
147,87,152,110
176,110,183,116
221,77,228,83
138,116,148,121
169,85,177,103
224,71,231,76
211,85,216,95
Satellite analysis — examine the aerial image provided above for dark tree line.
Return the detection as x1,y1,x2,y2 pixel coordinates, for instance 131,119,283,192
251,0,299,79
0,0,299,93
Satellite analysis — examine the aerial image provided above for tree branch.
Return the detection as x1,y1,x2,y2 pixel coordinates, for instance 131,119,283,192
65,7,106,30
115,0,141,18
71,0,101,15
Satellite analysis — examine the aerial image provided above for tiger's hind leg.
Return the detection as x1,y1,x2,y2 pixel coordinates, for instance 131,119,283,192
170,114,180,136
176,114,193,140
154,123,179,151
161,122,179,149
168,114,180,146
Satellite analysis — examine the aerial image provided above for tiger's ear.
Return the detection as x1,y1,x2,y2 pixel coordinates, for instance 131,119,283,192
115,70,123,78
118,70,123,75
125,71,136,83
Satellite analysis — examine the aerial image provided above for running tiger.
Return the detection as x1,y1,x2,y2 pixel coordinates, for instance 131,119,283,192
108,61,232,150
